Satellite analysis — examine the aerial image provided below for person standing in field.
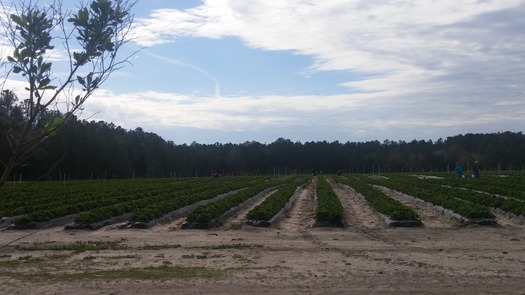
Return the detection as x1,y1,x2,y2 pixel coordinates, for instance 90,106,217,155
473,161,480,178
455,162,464,178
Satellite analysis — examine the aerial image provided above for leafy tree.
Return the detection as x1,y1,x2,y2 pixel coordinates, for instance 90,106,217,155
0,0,136,201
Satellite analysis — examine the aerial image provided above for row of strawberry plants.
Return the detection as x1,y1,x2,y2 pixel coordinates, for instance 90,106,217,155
2,178,196,216
13,191,157,226
371,174,495,220
12,181,207,226
129,184,258,223
245,176,310,222
74,177,264,225
332,175,420,222
11,177,262,226
383,174,525,217
314,176,344,225
184,177,291,225
428,174,525,202
12,189,156,221
74,189,200,224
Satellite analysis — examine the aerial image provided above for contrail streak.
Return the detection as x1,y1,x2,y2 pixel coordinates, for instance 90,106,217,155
142,50,221,97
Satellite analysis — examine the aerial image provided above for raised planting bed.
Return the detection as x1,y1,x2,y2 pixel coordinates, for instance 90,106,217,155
313,176,345,227
181,177,292,229
332,175,421,227
1,177,271,229
370,174,496,225
245,176,310,227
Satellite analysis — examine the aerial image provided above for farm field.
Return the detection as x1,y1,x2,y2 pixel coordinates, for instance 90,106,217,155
1,173,525,294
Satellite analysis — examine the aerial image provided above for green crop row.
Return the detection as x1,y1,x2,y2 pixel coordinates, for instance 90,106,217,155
332,175,420,221
129,185,249,223
315,176,344,224
12,179,214,225
375,174,525,218
185,177,291,224
370,174,495,220
245,177,310,221
8,177,267,226
2,178,198,217
74,177,266,225
3,179,175,211
426,174,525,202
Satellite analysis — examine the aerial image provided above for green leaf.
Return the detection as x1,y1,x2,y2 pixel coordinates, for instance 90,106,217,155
40,62,52,73
91,77,100,89
73,52,87,66
10,14,23,26
38,78,51,89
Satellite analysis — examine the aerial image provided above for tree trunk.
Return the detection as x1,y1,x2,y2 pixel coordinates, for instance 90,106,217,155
0,154,17,205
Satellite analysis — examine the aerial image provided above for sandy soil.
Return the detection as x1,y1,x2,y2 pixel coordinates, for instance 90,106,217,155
1,180,525,295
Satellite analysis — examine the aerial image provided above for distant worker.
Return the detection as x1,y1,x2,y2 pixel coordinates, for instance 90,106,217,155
473,161,480,178
455,162,464,178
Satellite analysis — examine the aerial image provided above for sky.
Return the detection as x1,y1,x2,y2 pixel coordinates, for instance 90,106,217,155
2,0,525,144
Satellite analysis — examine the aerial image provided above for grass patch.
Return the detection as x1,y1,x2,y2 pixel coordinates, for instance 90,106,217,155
191,243,263,250
16,240,128,252
140,244,181,250
227,265,291,272
0,255,54,269
107,254,139,259
0,265,226,282
182,253,222,259
229,222,244,230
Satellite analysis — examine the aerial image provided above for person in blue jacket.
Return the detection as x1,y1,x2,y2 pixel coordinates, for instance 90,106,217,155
455,162,464,178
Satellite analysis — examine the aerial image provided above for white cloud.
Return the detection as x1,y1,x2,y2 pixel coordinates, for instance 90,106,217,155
133,0,525,97
4,0,524,143
85,84,525,143
89,0,525,142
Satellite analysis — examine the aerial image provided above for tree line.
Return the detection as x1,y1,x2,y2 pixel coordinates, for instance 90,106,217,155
2,107,524,180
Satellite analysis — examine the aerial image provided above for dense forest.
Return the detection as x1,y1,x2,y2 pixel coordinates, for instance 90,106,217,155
2,93,525,180
2,119,524,180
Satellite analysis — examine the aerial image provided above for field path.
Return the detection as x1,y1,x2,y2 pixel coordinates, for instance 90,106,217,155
330,182,384,230
277,178,316,232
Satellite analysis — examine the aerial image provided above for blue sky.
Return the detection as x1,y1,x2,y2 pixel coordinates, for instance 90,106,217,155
3,0,525,144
